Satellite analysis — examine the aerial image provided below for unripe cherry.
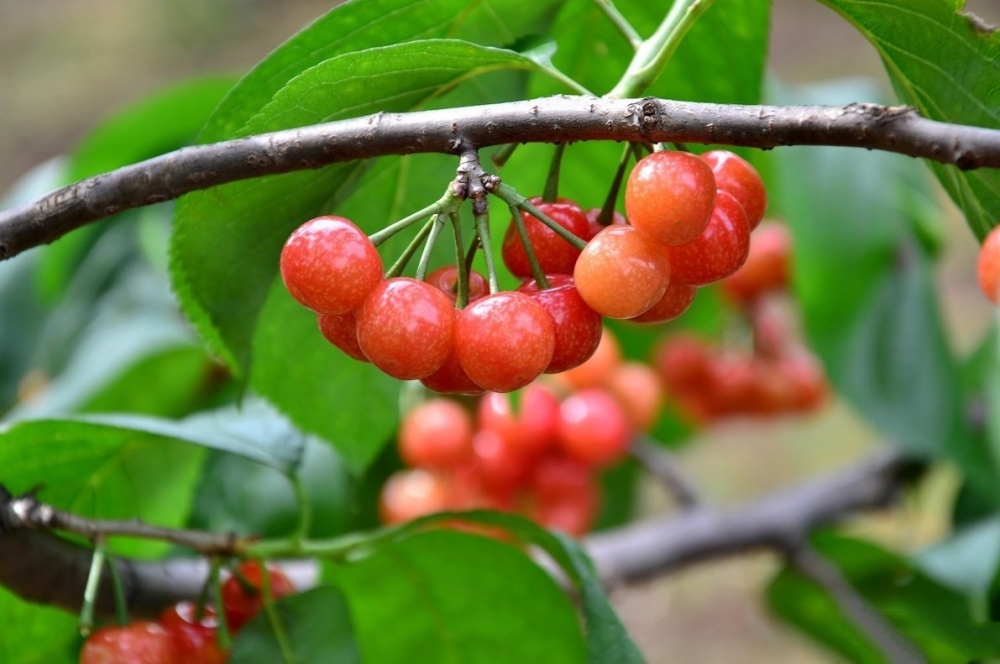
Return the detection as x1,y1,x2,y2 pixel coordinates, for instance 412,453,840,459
625,151,717,245
574,225,672,319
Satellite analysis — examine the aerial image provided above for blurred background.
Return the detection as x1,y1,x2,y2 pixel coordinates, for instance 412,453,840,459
2,0,999,661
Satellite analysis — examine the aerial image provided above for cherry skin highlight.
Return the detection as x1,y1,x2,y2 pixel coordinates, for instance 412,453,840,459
625,151,717,246
399,398,474,468
501,198,590,278
668,191,751,286
357,277,455,380
317,310,367,362
978,224,1000,304
158,602,226,664
517,275,603,373
574,225,672,319
703,150,768,230
455,292,555,393
280,215,383,315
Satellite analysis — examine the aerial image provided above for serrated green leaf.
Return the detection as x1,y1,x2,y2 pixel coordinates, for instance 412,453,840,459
0,587,78,664
817,0,1000,238
230,586,361,664
326,529,588,663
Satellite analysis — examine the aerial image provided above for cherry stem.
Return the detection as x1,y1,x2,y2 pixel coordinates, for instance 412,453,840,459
79,538,106,636
105,556,129,627
260,565,297,662
597,142,634,227
464,227,480,274
509,203,550,290
450,213,470,308
211,561,232,651
491,142,518,169
385,217,436,278
368,191,457,248
594,0,642,49
474,210,500,295
542,143,566,203
290,473,312,546
492,182,586,251
415,213,446,281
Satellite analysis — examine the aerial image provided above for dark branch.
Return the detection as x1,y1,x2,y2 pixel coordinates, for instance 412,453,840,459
2,96,1000,259
0,451,908,619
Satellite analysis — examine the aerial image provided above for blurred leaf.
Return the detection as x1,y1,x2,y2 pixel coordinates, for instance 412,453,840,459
768,532,1000,663
594,458,640,530
916,516,1000,607
818,0,1000,239
326,529,588,663
772,79,960,459
0,587,78,664
230,586,360,664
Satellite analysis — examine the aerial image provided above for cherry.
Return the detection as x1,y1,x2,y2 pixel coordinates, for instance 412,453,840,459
605,361,664,431
501,199,590,278
529,491,598,537
978,224,1000,304
779,352,829,412
477,383,560,456
454,292,555,393
399,398,473,468
668,191,751,286
420,347,485,395
720,221,791,306
528,454,599,536
356,277,455,379
627,280,697,325
81,622,179,664
702,150,768,230
625,151,716,245
654,334,714,395
707,353,760,415
280,216,383,315
583,208,628,240
158,602,226,664
557,328,622,391
574,225,672,319
517,275,603,373
317,310,368,362
470,428,532,493
222,562,296,634
379,468,453,524
425,265,488,303
557,389,632,467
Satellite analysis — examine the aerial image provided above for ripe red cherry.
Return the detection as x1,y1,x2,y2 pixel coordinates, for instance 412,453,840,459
399,398,473,468
720,221,791,306
425,265,488,303
158,602,226,664
574,225,672,319
702,150,768,230
557,328,621,391
279,216,383,315
454,292,555,392
557,389,632,467
625,151,717,246
978,225,1000,304
470,428,532,492
654,334,714,395
356,277,455,379
627,280,697,324
317,310,367,362
222,562,296,634
420,347,485,395
379,468,453,524
583,208,628,240
528,454,599,536
668,191,751,286
81,622,179,664
477,383,560,456
501,199,590,278
517,275,603,373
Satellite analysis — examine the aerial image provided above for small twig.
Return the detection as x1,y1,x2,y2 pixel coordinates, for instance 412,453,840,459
629,436,701,509
593,0,643,49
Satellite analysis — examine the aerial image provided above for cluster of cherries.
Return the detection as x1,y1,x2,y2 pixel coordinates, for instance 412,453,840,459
378,329,662,537
279,148,767,394
80,562,295,664
654,222,829,422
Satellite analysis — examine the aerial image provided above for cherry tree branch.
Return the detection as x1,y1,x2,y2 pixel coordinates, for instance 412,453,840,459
2,96,1000,260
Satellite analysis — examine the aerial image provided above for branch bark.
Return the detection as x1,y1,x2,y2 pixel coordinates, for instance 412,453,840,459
2,96,1000,260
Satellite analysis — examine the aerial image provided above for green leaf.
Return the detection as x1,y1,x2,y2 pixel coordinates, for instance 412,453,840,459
817,0,1000,238
230,586,361,664
0,587,78,664
916,516,1000,606
325,529,589,663
767,532,1000,663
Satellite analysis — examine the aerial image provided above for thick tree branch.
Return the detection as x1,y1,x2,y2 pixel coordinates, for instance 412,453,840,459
0,451,908,619
2,96,999,260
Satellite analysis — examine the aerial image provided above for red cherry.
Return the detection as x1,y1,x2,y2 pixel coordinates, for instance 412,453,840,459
470,428,532,492
627,280,697,324
477,383,560,456
158,602,226,664
420,347,485,395
81,622,179,664
668,191,751,286
978,225,1000,304
653,334,714,395
703,150,768,230
583,208,628,240
720,221,791,306
454,292,555,393
279,216,383,315
399,398,473,468
379,468,454,524
574,225,672,319
557,328,621,391
517,275,603,373
557,389,632,467
779,352,829,412
527,454,599,536
605,362,664,432
317,310,368,362
356,277,455,380
625,151,717,246
501,199,590,278
221,562,295,634
425,265,488,303
708,354,761,415
529,492,599,537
